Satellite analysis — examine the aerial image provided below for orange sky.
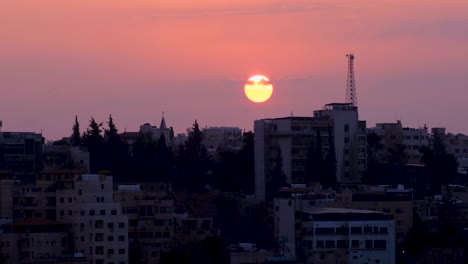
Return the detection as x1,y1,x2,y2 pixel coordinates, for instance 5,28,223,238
1,0,468,139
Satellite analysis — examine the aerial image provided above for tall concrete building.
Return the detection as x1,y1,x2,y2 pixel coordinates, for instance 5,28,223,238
254,116,332,202
313,103,367,184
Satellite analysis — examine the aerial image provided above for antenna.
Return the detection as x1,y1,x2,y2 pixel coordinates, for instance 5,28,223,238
346,53,357,106
0,120,2,132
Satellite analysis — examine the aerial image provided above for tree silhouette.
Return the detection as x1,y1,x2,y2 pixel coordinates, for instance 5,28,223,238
82,117,104,173
268,148,287,199
71,115,81,146
239,131,255,193
177,120,210,191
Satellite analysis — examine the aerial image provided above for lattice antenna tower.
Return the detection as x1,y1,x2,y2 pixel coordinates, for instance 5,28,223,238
346,53,357,106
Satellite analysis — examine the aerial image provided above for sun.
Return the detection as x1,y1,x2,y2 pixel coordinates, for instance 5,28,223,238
244,75,273,103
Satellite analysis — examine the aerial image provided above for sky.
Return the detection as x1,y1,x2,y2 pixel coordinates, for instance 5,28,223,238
1,0,468,140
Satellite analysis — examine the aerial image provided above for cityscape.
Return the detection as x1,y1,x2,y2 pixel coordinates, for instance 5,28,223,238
1,52,468,263
2,1,468,264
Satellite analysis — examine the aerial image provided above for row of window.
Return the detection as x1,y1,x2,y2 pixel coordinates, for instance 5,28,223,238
305,239,387,249
313,226,388,235
60,209,118,217
94,246,125,255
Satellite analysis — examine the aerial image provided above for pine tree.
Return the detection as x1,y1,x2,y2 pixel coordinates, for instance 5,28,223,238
83,117,104,173
105,114,118,141
71,115,81,146
177,120,210,191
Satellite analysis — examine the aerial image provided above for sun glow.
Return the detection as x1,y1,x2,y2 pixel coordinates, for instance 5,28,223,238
244,75,273,103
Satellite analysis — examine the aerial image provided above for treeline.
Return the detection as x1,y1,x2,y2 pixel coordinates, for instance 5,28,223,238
54,116,255,193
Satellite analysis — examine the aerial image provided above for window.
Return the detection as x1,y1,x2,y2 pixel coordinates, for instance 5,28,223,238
60,210,64,216
374,240,386,249
95,233,104,242
95,220,104,228
316,240,324,248
118,236,125,241
315,227,334,234
379,227,388,234
60,197,64,203
119,222,125,228
95,246,104,255
351,240,359,248
68,210,72,216
119,249,125,255
365,240,373,249
337,240,347,248
163,232,170,238
108,236,114,241
101,184,104,190
108,248,114,255
89,210,95,216
100,210,106,216
111,210,117,215
351,227,362,234
344,124,349,132
78,189,82,195
364,226,372,233
324,240,334,248
108,223,114,229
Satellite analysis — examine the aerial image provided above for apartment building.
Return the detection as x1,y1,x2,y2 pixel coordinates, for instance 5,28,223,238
0,218,75,264
314,103,367,184
0,132,44,181
370,121,429,164
254,116,332,202
55,174,128,264
276,201,395,264
114,182,174,264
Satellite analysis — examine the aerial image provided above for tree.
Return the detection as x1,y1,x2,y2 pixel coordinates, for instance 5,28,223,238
156,133,175,182
104,114,118,141
176,120,210,191
82,117,104,173
269,148,287,199
132,132,158,181
71,115,81,146
420,134,458,192
102,115,130,180
322,125,337,188
239,131,255,193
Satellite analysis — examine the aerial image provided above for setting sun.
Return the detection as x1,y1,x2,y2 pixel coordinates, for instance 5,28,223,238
244,75,273,103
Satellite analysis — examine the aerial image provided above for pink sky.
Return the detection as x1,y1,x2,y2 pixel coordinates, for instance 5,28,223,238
1,0,468,140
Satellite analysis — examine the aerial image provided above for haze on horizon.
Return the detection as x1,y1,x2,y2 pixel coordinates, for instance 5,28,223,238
1,0,468,140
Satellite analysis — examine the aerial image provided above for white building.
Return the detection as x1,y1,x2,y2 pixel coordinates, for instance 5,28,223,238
276,204,395,264
56,174,128,264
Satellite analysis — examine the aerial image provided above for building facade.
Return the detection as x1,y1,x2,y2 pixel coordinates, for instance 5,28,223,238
254,116,332,202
